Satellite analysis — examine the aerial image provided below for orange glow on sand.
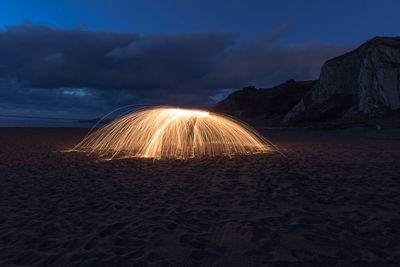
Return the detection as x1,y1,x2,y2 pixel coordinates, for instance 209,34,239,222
69,107,272,160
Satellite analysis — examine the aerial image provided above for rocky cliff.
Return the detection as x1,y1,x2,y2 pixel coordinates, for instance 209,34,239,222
284,37,400,122
212,80,317,124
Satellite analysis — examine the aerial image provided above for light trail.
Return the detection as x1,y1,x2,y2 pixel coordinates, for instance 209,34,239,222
69,107,271,160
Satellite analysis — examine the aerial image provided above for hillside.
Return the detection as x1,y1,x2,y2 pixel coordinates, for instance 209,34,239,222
212,80,317,125
213,37,400,126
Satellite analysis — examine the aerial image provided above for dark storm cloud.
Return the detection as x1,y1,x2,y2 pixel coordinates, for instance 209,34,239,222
0,23,235,90
0,23,140,89
0,23,353,117
105,32,236,91
201,39,347,89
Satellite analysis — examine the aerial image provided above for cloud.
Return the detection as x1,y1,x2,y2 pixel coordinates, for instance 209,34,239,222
0,23,353,117
202,40,350,89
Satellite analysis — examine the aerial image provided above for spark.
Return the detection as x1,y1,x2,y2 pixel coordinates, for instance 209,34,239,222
69,107,272,160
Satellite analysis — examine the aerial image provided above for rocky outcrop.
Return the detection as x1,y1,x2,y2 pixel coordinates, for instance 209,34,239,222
284,37,400,122
212,80,317,124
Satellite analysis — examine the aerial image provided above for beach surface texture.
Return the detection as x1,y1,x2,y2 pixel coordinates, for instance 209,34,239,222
0,127,399,265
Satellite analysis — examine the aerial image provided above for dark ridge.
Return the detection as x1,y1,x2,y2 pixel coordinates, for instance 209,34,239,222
77,118,113,124
211,79,317,125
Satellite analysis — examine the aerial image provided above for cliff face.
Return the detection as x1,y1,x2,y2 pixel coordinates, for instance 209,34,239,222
284,37,400,122
212,80,317,124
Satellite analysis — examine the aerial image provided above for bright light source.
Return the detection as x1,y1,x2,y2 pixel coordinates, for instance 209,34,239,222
69,107,271,160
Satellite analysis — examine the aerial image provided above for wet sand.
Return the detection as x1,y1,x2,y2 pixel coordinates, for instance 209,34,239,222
0,127,400,265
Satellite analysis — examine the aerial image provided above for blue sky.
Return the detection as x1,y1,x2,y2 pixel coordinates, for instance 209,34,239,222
1,0,399,44
0,0,399,120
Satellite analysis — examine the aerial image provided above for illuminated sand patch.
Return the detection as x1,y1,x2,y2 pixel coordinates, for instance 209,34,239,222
70,107,272,160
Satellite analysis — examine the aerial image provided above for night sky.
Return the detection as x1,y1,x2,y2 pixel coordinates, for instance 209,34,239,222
1,0,399,120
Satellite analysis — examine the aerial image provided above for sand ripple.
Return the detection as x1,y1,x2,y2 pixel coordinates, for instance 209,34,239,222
0,127,400,265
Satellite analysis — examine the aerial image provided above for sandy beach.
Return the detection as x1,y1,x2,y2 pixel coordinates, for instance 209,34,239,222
1,126,400,265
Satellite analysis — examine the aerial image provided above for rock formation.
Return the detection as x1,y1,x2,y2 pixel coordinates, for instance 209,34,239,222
212,80,317,124
284,37,400,122
213,37,400,125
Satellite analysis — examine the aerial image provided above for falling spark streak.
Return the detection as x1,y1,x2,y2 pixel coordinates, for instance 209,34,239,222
69,107,272,160
144,114,182,158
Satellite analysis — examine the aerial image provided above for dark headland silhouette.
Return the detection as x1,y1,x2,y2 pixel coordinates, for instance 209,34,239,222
213,37,400,128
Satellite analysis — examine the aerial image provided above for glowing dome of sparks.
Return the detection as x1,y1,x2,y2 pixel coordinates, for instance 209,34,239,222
71,107,271,159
